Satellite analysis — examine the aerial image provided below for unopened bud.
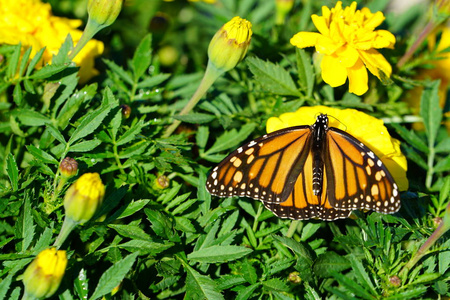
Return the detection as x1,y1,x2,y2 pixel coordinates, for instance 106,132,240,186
22,248,67,299
154,175,170,190
287,271,301,284
59,157,78,179
120,104,131,119
207,16,252,73
87,0,123,28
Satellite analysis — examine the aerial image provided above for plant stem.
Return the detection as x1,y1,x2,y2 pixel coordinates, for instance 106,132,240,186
287,220,300,238
53,217,77,249
163,62,222,138
397,21,435,68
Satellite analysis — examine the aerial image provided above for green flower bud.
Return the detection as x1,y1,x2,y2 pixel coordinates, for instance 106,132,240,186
207,16,252,73
64,172,105,223
22,248,67,299
59,157,78,179
87,0,123,28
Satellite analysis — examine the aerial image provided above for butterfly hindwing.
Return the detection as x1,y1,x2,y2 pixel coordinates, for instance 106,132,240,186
324,128,401,214
206,126,311,203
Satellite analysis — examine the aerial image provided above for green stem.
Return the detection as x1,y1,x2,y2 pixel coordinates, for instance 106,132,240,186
163,62,223,138
426,147,435,190
397,21,435,68
68,18,105,61
53,217,78,249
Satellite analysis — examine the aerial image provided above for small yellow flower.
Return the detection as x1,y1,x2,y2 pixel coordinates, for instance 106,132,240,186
208,16,252,73
290,1,396,95
87,0,123,28
22,248,67,299
266,106,408,191
64,172,105,223
0,0,104,83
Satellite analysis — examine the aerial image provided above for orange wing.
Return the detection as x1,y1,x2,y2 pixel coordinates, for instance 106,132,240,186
263,150,352,221
206,126,312,203
324,128,401,213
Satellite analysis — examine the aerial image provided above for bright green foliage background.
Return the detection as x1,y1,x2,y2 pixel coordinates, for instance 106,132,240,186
1,0,450,299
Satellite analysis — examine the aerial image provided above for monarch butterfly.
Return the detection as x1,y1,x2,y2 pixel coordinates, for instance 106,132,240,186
206,114,401,221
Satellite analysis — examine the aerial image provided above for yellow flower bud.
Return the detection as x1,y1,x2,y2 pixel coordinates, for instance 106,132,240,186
22,248,67,299
59,157,78,179
87,0,123,28
64,173,105,223
275,0,294,25
207,16,252,73
153,175,170,190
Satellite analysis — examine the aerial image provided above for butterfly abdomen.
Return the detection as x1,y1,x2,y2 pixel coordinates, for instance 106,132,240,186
311,114,328,196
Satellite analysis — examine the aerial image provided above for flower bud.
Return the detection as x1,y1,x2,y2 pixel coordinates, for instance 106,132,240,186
22,248,67,299
207,16,252,73
389,275,401,287
275,0,294,25
287,271,301,284
120,104,131,119
87,0,123,28
153,175,170,190
59,157,78,179
64,173,105,223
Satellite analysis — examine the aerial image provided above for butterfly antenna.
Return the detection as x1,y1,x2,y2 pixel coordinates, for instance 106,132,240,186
328,115,347,131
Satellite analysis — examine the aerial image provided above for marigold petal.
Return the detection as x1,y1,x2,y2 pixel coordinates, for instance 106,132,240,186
347,58,368,95
364,10,385,29
373,30,396,49
316,35,341,55
321,55,348,87
335,45,359,67
312,14,330,36
290,32,321,48
358,48,392,79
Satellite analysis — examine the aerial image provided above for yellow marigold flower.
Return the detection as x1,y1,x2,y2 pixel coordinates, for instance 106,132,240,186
0,0,104,83
266,106,408,191
22,248,67,299
208,16,252,73
64,172,105,223
290,1,396,95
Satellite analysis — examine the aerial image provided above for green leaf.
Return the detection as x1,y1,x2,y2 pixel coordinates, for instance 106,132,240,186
69,139,102,152
68,89,114,145
26,145,59,165
12,109,51,126
236,283,260,300
0,275,12,300
391,123,428,154
90,252,139,300
137,73,171,89
13,82,23,107
74,269,89,300
420,80,442,147
241,259,258,284
348,254,376,294
247,56,301,96
132,34,152,80
7,44,21,79
117,200,150,219
21,195,35,251
329,271,376,300
205,123,256,155
117,240,173,255
28,64,68,80
103,59,134,85
116,120,145,146
435,137,450,153
262,278,290,292
45,124,66,145
26,48,45,76
188,245,252,263
173,113,216,124
196,126,209,149
6,153,19,191
109,224,150,240
313,252,350,278
182,261,225,300
296,48,314,97
19,47,32,77
434,155,450,172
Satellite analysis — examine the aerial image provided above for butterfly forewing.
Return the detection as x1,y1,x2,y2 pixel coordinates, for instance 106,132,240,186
206,126,311,203
325,128,401,213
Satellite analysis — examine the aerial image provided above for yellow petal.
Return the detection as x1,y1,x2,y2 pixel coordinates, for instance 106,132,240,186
357,48,392,79
347,58,368,95
364,10,385,29
373,30,396,49
316,35,341,55
290,32,321,48
321,54,348,87
335,45,359,67
312,14,330,36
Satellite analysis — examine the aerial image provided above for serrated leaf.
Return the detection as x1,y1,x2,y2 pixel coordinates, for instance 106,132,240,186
103,59,134,85
116,120,145,146
204,123,256,155
247,56,301,96
108,224,150,240
7,44,21,79
435,137,450,153
13,109,51,126
74,268,89,300
236,283,260,300
420,80,442,147
26,48,45,76
182,261,225,300
348,254,376,293
45,124,66,145
28,64,68,79
262,278,290,292
313,252,350,278
19,47,32,77
137,73,170,89
391,123,428,154
117,240,173,255
69,139,102,152
132,34,152,80
196,126,209,149
6,154,19,191
90,252,138,300
188,245,252,263
330,271,376,300
68,89,114,145
0,275,12,300
173,113,216,124
434,155,450,172
117,199,150,219
296,48,314,97
21,196,35,251
241,259,258,284
26,145,59,165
